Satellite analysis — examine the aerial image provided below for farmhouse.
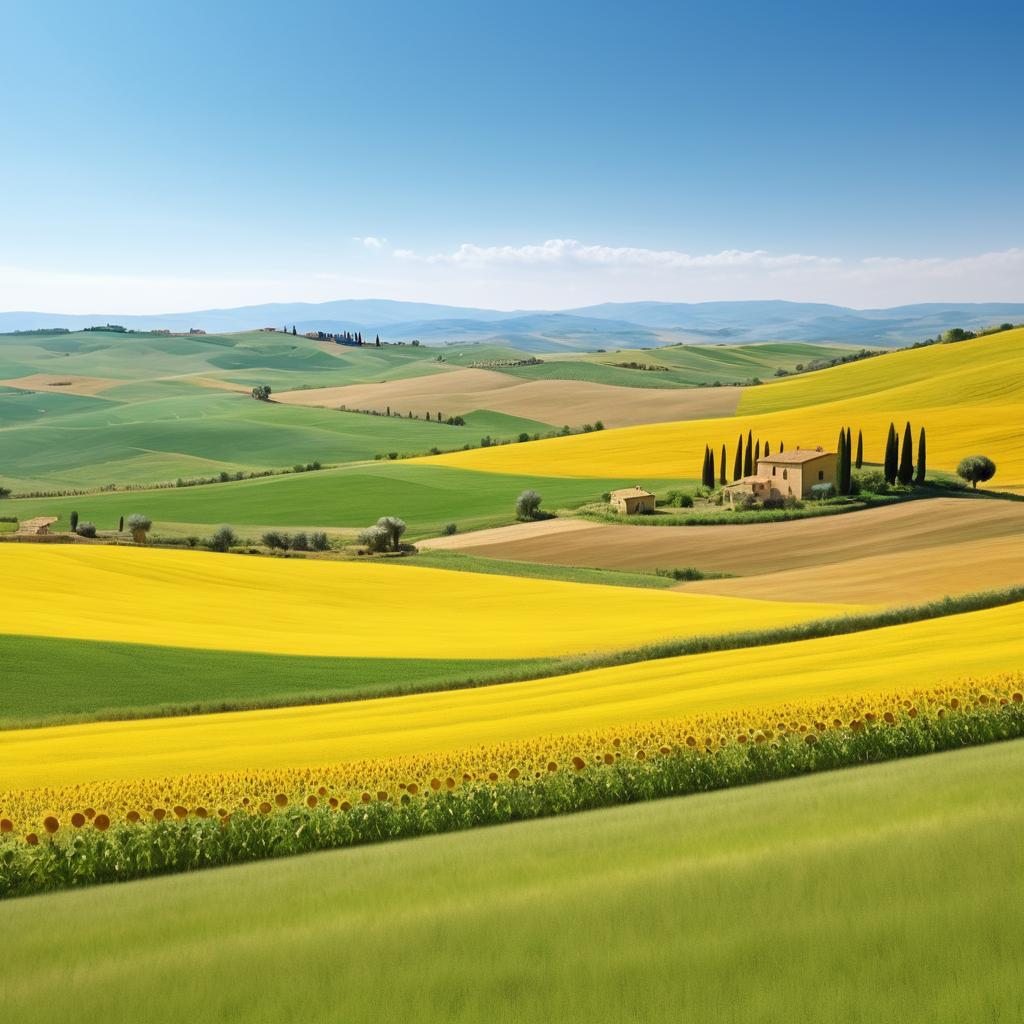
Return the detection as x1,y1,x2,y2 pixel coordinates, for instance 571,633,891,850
724,446,837,505
189,328,207,335
610,486,656,514
16,516,59,535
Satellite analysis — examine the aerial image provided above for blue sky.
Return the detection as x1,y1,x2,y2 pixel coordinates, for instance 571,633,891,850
1,0,1021,311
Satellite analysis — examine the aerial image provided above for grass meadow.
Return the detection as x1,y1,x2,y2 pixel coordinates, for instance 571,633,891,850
1,741,1020,1024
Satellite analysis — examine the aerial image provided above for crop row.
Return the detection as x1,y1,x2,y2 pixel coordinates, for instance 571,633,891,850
1,675,1021,898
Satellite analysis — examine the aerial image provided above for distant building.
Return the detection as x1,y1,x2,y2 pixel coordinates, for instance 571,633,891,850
151,329,171,335
723,446,837,504
189,328,207,335
609,486,656,515
304,331,321,339
259,327,279,332
16,516,58,535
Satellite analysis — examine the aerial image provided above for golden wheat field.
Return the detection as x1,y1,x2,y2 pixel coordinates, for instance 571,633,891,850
420,329,1024,488
0,545,850,659
2,676,1019,835
1,601,1018,792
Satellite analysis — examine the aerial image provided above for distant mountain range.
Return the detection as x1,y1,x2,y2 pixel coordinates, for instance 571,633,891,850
2,299,1022,352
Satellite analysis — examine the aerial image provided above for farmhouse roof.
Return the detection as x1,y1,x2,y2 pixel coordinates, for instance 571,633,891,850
758,447,834,465
610,486,654,498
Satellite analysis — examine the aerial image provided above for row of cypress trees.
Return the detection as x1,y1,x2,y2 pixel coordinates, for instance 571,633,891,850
884,421,927,486
702,432,785,487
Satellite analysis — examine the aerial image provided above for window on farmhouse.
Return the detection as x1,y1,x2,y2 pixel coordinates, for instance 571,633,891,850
818,470,824,480
783,469,788,480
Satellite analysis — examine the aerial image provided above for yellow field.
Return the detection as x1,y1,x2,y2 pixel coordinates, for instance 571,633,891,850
0,545,848,659
3,676,1018,833
2,601,1019,792
420,329,1024,488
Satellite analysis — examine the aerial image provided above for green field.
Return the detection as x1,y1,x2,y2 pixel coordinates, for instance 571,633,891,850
5,464,673,537
2,741,1018,1024
399,549,677,588
0,633,559,728
0,330,564,490
499,340,863,388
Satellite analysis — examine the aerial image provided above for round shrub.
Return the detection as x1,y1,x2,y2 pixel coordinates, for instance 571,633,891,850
74,521,97,538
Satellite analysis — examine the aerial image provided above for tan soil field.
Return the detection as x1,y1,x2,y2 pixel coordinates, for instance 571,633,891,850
0,374,119,396
275,367,742,428
680,534,1024,604
420,498,1024,578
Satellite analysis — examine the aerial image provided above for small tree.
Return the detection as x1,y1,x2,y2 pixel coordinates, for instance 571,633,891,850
719,444,727,486
251,384,272,401
516,490,542,521
957,455,996,489
75,521,97,538
69,510,79,532
206,525,238,552
310,531,330,551
290,531,309,551
126,513,152,544
118,515,124,532
898,422,914,485
376,516,407,551
359,523,390,553
915,427,927,485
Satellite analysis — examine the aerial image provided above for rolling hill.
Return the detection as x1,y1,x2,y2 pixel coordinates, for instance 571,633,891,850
421,329,1024,489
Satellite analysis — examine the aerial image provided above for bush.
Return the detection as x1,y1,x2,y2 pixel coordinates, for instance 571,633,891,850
290,531,309,552
783,495,803,510
517,432,530,443
261,531,289,550
310,531,330,551
665,490,694,508
206,525,238,553
442,523,458,536
359,524,390,553
515,489,543,521
853,469,888,495
957,455,996,489
762,496,785,510
736,492,758,511
126,513,152,544
74,521,97,538
810,482,835,500
387,452,398,461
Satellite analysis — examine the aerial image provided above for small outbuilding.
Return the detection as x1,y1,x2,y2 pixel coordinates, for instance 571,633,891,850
609,486,656,515
16,516,59,535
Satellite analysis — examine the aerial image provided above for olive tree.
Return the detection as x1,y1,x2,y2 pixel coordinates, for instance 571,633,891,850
515,489,542,521
376,516,407,551
957,455,996,489
126,513,152,544
359,523,390,553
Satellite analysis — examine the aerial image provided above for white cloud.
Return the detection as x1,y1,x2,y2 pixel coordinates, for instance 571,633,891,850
354,236,388,250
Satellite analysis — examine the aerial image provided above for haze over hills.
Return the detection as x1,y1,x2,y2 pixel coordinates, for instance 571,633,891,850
1,299,1022,351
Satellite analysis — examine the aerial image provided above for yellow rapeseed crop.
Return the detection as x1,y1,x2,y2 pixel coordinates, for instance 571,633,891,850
2,675,1019,834
420,329,1024,488
0,544,845,659
1,601,1019,792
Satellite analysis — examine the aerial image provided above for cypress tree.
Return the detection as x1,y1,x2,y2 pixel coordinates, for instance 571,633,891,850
375,334,381,347
744,430,753,476
884,422,898,484
118,515,124,532
843,427,853,493
720,444,727,486
700,446,709,486
763,441,771,457
707,446,716,488
70,510,79,532
754,440,761,464
915,427,927,484
855,430,863,469
836,429,847,494
733,435,743,480
898,421,914,485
